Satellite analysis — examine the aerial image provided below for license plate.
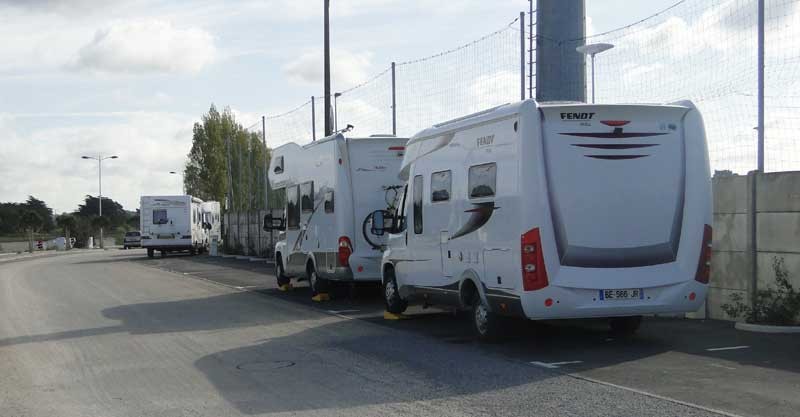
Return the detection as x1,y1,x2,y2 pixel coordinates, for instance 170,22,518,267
600,288,643,301
157,234,173,239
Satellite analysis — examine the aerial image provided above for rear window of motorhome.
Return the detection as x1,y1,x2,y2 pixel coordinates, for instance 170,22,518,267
287,185,300,229
431,170,452,202
413,175,423,234
324,190,334,213
301,182,314,212
469,163,497,198
153,209,168,225
274,156,284,174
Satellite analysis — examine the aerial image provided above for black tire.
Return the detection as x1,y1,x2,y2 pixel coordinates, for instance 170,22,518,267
276,256,290,287
307,263,329,295
609,316,642,337
383,268,408,314
147,248,154,258
123,246,127,250
189,246,197,256
160,250,166,258
470,293,503,342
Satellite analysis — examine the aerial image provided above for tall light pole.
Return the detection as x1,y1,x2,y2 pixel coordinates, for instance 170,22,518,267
576,43,614,104
169,171,184,194
323,0,332,136
81,154,118,248
334,92,342,132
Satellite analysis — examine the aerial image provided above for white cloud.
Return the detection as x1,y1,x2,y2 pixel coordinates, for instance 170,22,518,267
0,112,196,213
72,19,217,75
282,48,374,89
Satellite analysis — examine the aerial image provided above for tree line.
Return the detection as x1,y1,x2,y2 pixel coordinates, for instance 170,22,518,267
184,105,283,212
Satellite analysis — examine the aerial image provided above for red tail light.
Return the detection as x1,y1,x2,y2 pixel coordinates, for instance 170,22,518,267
338,236,353,267
521,228,549,291
694,225,712,284
601,120,630,127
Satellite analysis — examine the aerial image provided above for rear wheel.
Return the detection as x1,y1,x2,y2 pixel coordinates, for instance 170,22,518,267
276,256,290,287
189,246,197,256
383,268,407,314
609,316,642,337
470,293,502,342
307,263,328,295
160,250,166,258
147,248,154,258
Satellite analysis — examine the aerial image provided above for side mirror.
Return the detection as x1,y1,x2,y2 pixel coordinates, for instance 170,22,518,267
370,210,386,236
263,214,284,231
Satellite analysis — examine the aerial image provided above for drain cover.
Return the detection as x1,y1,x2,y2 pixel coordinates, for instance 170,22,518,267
236,360,296,371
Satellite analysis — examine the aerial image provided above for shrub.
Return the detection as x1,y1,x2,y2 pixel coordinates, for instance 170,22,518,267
721,257,800,325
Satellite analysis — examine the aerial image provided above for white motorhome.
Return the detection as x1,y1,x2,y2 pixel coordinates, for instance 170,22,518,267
374,99,712,340
201,201,221,243
264,133,408,294
140,195,210,258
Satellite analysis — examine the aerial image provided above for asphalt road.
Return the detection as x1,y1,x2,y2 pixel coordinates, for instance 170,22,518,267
1,250,797,417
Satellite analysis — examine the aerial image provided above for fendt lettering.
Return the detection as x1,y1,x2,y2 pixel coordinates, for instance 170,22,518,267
560,112,595,120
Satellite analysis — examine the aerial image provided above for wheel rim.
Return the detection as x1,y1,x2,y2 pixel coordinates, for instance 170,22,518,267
309,271,317,291
385,279,396,303
474,301,490,335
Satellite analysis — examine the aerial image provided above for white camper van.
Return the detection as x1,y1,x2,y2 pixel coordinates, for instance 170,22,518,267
264,134,408,294
140,195,210,258
374,99,712,340
201,201,221,243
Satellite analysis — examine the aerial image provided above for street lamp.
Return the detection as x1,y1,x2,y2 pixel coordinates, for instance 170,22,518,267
334,92,342,132
576,43,615,104
169,171,185,194
81,154,118,248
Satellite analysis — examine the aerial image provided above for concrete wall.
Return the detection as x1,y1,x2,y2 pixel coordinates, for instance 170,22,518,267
707,171,800,320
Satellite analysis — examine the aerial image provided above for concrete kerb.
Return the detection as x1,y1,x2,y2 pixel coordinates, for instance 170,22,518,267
735,322,800,334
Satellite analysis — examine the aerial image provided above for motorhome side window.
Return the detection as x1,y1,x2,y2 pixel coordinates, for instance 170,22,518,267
431,170,452,202
273,156,284,174
468,163,497,198
413,175,423,234
300,182,314,212
324,190,334,213
394,184,408,233
287,185,300,229
153,209,167,224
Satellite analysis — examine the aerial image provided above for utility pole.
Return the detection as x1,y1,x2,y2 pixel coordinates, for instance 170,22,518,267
324,0,333,137
757,0,765,172
528,0,535,99
81,154,117,249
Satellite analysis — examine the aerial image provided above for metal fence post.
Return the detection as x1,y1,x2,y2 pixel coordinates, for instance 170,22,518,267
520,12,526,101
391,62,397,136
311,96,316,141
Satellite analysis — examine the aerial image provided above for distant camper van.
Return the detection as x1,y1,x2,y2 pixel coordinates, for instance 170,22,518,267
140,195,218,258
373,99,713,340
264,134,408,294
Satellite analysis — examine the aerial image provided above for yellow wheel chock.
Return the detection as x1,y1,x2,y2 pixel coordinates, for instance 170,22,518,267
383,311,409,320
278,283,293,292
311,293,331,302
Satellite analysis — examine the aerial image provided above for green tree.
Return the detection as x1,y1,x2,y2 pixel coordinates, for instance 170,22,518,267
56,214,77,250
23,196,55,232
19,211,42,253
76,195,126,228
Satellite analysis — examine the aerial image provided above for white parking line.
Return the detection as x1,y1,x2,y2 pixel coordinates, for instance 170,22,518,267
706,345,750,352
327,309,361,314
529,360,583,369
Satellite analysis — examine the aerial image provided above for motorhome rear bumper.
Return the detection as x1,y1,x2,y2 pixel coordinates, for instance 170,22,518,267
142,238,193,250
518,280,707,320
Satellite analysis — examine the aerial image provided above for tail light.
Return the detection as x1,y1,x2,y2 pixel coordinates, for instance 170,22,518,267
338,236,353,267
694,225,712,284
521,228,548,291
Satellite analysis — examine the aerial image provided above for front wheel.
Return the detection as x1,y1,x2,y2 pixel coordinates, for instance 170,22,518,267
383,269,407,314
470,293,503,342
276,257,290,287
147,248,154,258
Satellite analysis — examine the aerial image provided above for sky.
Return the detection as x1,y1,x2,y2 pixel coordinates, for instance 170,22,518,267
0,0,693,214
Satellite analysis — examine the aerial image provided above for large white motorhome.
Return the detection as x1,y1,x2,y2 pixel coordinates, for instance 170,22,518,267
373,99,712,340
264,133,408,294
140,195,211,258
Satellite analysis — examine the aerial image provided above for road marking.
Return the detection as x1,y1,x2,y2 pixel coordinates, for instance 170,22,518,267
709,363,737,370
235,285,260,290
328,309,360,314
706,345,749,352
529,360,583,369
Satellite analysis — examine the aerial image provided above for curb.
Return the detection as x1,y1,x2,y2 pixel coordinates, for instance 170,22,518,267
735,322,800,334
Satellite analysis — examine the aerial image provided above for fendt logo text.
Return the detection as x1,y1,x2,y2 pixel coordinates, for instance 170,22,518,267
560,112,595,121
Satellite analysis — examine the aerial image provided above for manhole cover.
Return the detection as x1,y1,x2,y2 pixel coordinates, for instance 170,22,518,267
236,360,296,371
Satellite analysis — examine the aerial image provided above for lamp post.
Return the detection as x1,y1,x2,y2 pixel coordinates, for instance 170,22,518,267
334,92,342,132
169,171,185,194
576,43,615,104
81,154,118,248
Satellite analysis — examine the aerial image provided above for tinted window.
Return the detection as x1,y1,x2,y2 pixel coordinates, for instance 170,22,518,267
431,170,452,202
469,163,497,198
324,190,334,213
153,209,167,225
273,156,284,174
394,184,408,233
125,231,140,237
413,175,423,234
301,182,314,212
287,185,300,229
